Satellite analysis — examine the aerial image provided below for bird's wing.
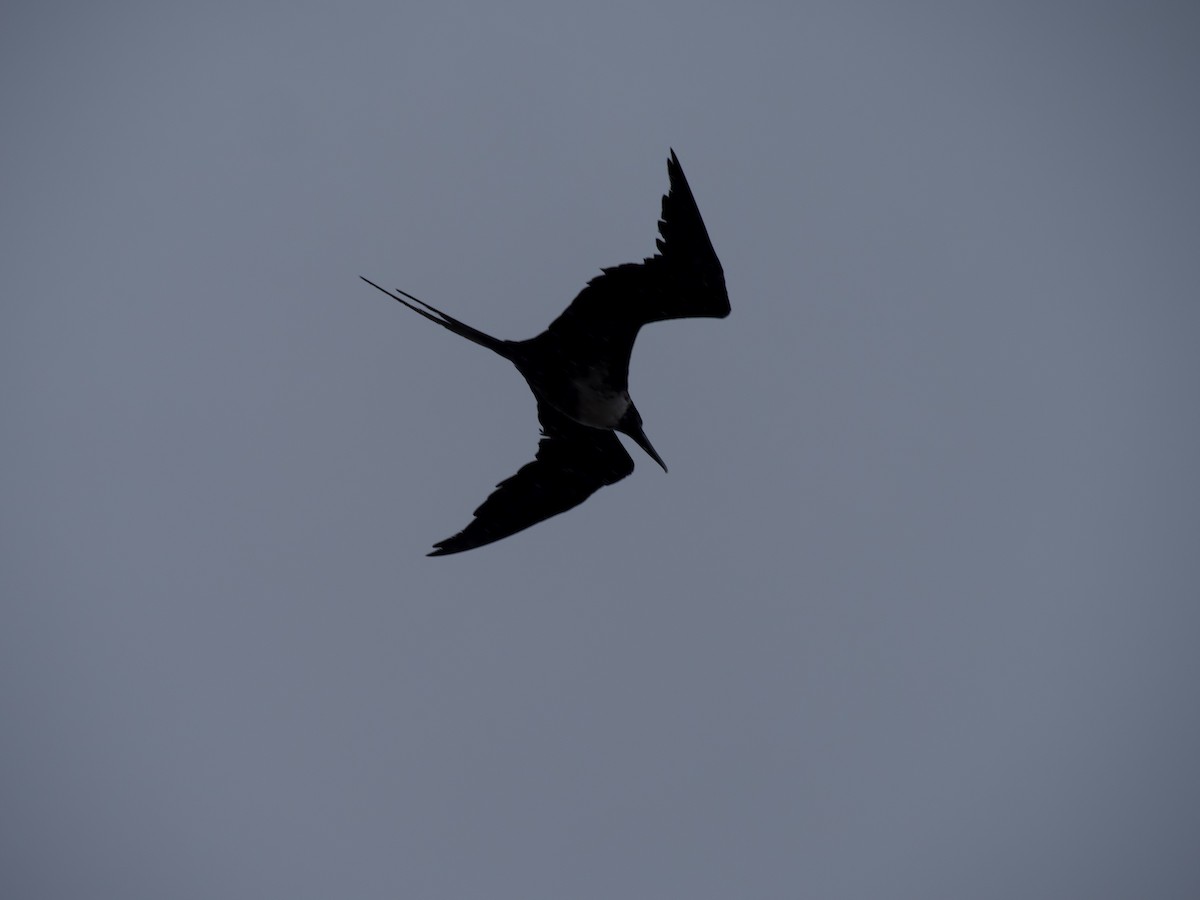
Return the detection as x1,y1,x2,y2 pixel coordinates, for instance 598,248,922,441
428,401,635,556
541,150,729,377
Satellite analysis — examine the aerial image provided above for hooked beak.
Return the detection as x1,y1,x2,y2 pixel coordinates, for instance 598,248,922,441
626,423,668,473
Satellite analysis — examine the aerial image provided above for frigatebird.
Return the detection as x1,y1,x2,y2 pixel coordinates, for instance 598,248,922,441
362,149,729,556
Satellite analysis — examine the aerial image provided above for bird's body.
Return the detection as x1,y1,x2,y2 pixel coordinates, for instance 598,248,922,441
362,150,728,555
568,369,631,430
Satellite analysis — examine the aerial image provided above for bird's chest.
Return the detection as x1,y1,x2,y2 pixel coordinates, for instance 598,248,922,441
568,368,630,428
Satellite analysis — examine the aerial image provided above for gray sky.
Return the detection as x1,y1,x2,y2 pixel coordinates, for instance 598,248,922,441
4,2,1199,897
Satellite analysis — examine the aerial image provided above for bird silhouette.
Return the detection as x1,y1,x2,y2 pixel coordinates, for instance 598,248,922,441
362,150,729,555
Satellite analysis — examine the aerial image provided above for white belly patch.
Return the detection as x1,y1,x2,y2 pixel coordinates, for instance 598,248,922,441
571,371,630,428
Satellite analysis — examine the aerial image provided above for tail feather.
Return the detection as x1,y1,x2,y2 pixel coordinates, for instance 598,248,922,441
360,276,510,355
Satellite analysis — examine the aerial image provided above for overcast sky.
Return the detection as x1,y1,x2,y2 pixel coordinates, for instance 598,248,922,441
3,2,1199,898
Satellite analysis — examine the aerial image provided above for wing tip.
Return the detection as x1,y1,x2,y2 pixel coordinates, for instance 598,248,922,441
427,537,466,556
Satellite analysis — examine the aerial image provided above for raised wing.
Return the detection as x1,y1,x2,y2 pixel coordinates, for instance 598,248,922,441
538,150,730,381
428,401,635,556
653,148,729,309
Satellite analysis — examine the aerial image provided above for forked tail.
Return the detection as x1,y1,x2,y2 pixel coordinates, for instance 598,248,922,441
360,276,510,356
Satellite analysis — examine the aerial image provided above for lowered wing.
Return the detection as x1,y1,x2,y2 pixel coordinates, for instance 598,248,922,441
428,400,635,556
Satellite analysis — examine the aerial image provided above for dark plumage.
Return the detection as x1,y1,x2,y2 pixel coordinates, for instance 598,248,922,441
362,150,729,555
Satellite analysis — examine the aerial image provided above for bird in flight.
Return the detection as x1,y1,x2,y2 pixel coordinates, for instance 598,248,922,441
362,149,729,555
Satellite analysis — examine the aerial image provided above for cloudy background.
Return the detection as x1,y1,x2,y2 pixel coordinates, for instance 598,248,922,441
4,2,1199,897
